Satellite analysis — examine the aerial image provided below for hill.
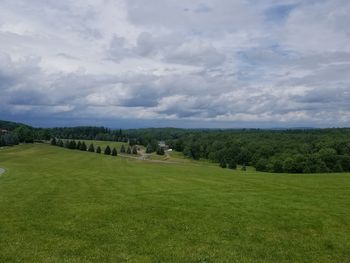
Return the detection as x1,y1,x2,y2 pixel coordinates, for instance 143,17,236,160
0,143,349,262
0,120,31,131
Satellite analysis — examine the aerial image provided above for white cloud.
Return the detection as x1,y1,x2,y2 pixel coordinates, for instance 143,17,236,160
0,0,349,127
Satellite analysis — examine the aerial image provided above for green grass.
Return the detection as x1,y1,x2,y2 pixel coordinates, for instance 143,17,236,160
0,144,350,262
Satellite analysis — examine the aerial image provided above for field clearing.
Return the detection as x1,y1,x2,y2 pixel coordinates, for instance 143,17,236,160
0,144,350,262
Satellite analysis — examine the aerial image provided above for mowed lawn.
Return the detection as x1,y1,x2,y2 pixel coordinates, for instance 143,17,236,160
0,144,350,262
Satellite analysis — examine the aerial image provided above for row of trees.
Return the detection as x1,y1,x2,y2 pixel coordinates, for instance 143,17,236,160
50,138,139,156
119,144,138,155
49,127,128,142
51,138,118,156
0,132,19,147
3,119,350,173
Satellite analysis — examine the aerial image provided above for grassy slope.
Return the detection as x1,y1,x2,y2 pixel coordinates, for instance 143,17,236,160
0,144,350,262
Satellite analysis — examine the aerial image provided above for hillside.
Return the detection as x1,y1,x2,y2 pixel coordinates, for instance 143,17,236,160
0,143,350,262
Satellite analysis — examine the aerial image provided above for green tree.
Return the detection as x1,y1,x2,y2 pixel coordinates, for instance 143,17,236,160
111,148,117,156
104,145,111,155
255,158,268,172
76,141,82,150
126,146,132,154
80,141,87,151
132,146,138,155
69,140,77,149
333,160,343,172
120,144,126,153
283,157,298,173
96,146,101,154
14,125,34,143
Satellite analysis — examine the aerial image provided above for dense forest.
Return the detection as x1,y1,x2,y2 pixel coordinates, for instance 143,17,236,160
126,128,350,173
1,120,350,173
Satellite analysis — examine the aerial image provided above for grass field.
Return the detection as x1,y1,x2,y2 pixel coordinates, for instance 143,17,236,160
1,144,350,262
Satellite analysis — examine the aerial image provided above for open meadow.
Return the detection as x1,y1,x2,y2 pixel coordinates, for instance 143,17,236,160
1,143,350,262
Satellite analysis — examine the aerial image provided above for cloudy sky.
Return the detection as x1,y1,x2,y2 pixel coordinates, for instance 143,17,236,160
0,0,350,128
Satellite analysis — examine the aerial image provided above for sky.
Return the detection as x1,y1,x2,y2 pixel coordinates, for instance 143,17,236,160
0,0,350,128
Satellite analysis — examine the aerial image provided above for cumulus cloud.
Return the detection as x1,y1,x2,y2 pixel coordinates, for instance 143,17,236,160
0,0,350,127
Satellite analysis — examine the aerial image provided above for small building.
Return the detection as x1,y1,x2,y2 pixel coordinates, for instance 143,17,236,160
1,129,8,134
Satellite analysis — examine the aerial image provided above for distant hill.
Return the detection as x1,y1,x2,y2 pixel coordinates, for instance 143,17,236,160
0,120,32,131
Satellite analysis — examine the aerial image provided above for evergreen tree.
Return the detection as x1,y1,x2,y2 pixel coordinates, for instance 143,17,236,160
104,145,111,155
64,140,70,148
80,141,87,151
241,164,246,171
120,144,126,153
111,147,117,156
69,140,77,149
76,141,81,150
96,146,101,153
132,146,138,155
51,137,57,146
88,143,95,152
126,146,131,154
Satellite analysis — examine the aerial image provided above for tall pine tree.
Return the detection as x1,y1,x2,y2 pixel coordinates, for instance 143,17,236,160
120,144,126,153
104,145,111,155
88,143,95,152
111,147,117,156
96,146,101,153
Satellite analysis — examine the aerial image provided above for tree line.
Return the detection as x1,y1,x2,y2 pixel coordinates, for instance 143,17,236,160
2,120,350,173
50,138,138,156
126,128,350,173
